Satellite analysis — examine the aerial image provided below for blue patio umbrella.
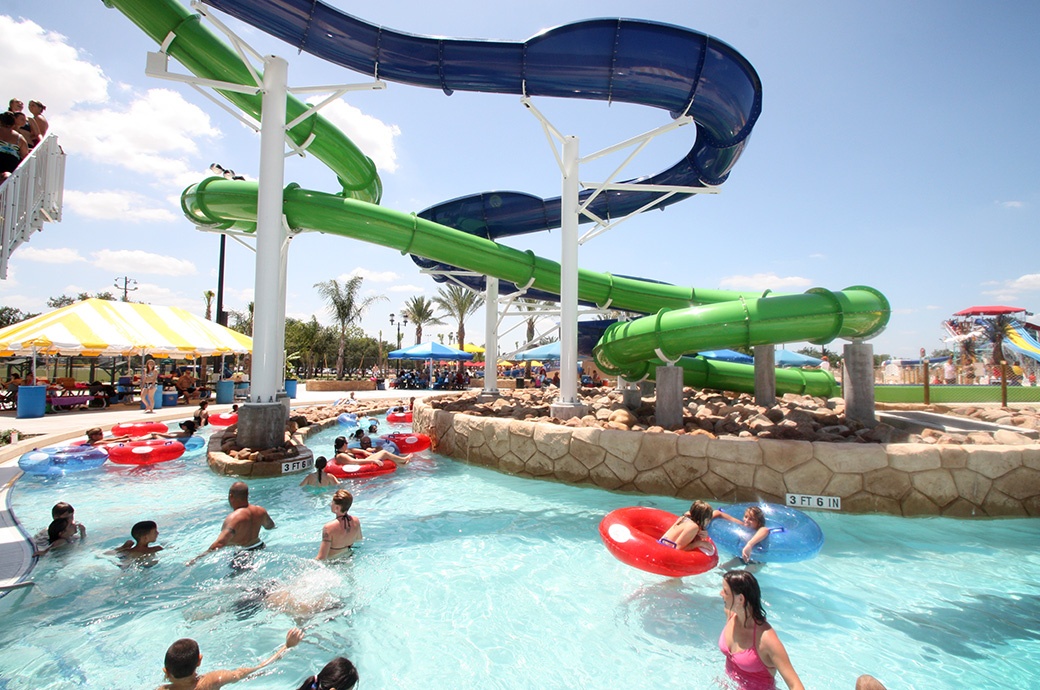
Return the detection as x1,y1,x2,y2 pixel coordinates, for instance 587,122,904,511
697,349,753,363
388,341,474,361
513,341,561,361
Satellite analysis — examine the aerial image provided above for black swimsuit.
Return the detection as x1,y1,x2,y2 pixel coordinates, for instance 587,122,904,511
328,515,354,552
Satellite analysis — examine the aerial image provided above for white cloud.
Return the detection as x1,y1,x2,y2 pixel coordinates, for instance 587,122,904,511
64,190,178,223
91,249,197,277
16,247,86,264
718,273,812,291
58,88,221,187
998,201,1024,209
983,273,1040,302
309,96,400,173
0,16,109,111
343,268,399,283
389,284,426,293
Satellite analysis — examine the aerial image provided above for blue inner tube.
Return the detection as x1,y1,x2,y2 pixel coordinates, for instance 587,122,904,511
18,446,109,477
707,502,824,563
337,412,359,426
182,435,205,452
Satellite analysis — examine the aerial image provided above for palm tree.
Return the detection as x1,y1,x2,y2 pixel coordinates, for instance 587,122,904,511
229,301,254,336
203,290,216,320
433,284,484,370
315,276,387,379
516,297,556,376
401,295,443,346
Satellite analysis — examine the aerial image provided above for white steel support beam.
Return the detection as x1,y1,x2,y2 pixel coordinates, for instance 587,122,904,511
250,55,288,403
556,135,582,410
483,277,499,395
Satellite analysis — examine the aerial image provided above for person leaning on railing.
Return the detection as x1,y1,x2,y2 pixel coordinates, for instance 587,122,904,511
0,111,29,180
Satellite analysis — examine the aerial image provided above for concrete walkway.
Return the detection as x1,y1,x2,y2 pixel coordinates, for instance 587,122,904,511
0,384,444,595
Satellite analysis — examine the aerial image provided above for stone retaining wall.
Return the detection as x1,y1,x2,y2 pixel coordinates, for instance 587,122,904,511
414,403,1040,517
304,379,376,392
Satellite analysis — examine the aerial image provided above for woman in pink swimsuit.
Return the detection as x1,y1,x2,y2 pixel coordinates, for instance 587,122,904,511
719,570,804,690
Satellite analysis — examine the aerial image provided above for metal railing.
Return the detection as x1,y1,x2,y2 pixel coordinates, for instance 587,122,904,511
0,134,66,278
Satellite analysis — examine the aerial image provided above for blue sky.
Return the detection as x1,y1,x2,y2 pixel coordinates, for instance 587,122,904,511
1,1,1038,358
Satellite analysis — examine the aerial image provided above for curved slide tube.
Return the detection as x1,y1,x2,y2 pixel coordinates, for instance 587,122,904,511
190,0,764,298
1004,322,1040,364
106,0,890,397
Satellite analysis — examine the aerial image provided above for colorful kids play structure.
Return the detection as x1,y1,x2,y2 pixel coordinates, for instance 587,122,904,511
102,0,889,433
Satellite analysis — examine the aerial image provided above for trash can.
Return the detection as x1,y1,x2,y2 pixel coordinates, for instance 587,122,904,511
215,380,234,404
16,385,47,419
284,379,298,399
162,388,179,407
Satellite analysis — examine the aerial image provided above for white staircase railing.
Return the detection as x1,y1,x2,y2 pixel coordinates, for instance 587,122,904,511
0,134,66,279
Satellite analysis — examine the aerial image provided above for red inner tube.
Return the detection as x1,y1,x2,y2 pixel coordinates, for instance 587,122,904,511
599,506,718,577
383,432,430,453
112,421,168,437
325,458,397,479
210,412,238,427
107,439,186,465
386,411,413,423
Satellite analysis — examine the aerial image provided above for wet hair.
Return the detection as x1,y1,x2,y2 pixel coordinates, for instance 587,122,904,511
0,111,15,127
744,506,765,529
723,570,767,624
359,435,372,450
131,520,156,542
47,517,70,544
179,420,197,435
295,657,359,690
686,500,714,529
334,436,348,453
198,400,209,409
367,423,378,433
164,638,201,679
351,429,364,440
314,456,327,483
51,502,74,519
332,489,354,513
85,427,103,439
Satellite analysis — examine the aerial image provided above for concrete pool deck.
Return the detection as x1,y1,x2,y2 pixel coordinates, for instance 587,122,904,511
0,384,440,594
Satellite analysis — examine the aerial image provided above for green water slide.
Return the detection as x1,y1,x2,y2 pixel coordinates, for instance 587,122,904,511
106,0,890,398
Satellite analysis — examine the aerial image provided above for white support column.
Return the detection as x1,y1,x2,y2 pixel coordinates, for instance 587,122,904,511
482,277,500,396
551,135,588,420
250,55,288,404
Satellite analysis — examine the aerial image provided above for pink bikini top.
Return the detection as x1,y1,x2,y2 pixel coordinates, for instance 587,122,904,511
718,618,777,690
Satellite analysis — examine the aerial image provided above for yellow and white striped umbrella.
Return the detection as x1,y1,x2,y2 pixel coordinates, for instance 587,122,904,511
0,298,251,357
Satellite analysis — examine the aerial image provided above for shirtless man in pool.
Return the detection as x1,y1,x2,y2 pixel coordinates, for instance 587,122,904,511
187,482,274,566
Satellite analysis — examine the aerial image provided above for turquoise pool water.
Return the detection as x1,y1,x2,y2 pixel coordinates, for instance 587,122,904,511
2,422,1039,689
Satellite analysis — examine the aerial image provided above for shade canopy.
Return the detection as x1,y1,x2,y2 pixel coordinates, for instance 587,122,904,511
388,341,473,361
698,348,824,368
953,305,1026,316
0,298,252,357
462,343,485,353
513,341,560,361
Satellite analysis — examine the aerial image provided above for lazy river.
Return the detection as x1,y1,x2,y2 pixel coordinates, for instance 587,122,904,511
1,423,1038,689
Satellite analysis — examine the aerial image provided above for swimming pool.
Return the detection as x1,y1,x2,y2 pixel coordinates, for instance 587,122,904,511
2,422,1038,689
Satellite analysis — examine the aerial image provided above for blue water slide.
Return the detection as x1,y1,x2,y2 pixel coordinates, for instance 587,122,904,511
203,0,763,303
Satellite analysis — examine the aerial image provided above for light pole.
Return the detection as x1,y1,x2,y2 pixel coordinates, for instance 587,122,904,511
389,312,408,350
209,163,245,326
114,276,138,302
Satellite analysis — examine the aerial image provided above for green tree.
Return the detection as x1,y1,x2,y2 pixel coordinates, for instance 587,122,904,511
203,290,216,320
0,306,39,328
517,297,555,376
47,291,117,308
433,284,484,369
284,316,325,378
228,301,254,336
315,276,387,379
401,295,443,346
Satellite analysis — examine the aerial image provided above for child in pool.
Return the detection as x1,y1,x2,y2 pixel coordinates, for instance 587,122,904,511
299,456,340,487
713,505,770,563
659,500,715,554
114,520,164,557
